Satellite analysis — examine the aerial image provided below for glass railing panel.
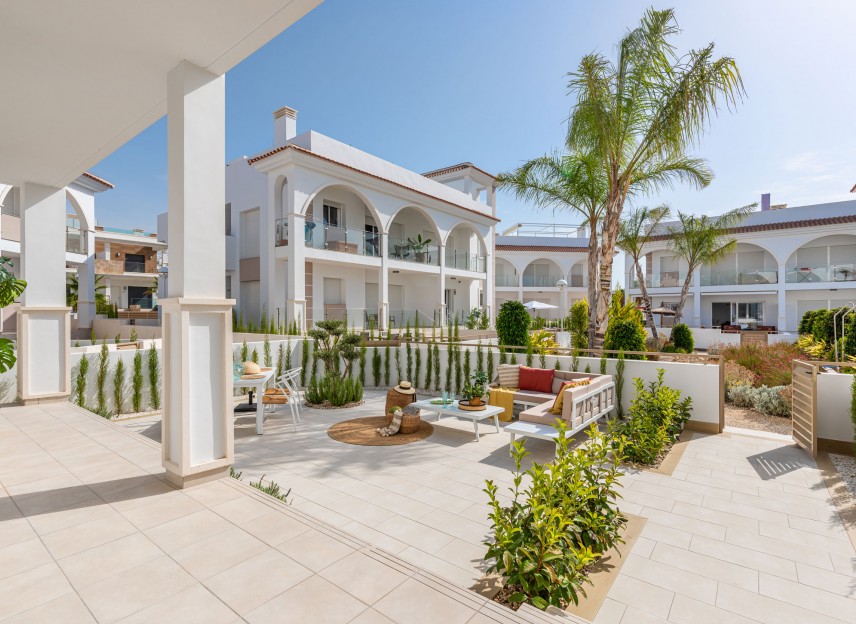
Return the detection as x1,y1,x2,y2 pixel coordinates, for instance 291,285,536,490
303,220,379,258
701,269,776,286
569,275,585,288
124,261,147,273
66,227,86,254
387,236,439,265
495,275,518,287
274,218,288,247
444,249,486,272
522,274,561,287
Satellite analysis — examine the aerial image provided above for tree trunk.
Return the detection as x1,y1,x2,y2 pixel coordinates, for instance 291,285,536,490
596,193,623,339
673,274,693,326
635,261,658,341
586,231,600,349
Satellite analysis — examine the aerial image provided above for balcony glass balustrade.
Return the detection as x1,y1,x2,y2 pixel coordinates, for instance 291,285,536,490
522,274,561,287
124,261,147,273
445,249,486,272
66,226,85,254
785,265,856,283
495,274,518,287
701,268,778,286
304,220,380,258
274,219,288,247
628,272,691,288
387,236,440,266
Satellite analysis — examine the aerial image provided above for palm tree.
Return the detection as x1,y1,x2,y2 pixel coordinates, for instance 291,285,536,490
496,150,607,346
618,204,670,339
667,205,754,324
0,257,26,373
66,274,108,311
566,7,744,336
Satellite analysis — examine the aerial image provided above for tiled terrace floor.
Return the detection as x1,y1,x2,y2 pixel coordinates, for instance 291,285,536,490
0,402,565,624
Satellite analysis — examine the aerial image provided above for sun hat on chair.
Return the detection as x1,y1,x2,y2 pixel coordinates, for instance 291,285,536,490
393,381,416,395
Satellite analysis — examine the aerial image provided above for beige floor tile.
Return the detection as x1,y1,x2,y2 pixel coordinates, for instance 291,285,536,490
650,542,758,591
0,516,36,550
171,525,269,580
374,516,456,553
144,508,235,552
688,534,797,580
78,556,197,623
795,562,856,597
0,562,73,620
373,577,477,624
240,509,313,546
758,572,856,622
716,583,844,624
276,528,356,572
620,554,717,605
244,575,367,624
182,479,247,507
116,584,238,624
592,598,627,623
41,510,138,559
204,549,312,614
667,594,757,624
0,537,53,580
607,575,674,620
118,490,204,530
319,551,410,604
26,498,118,536
341,521,409,555
211,494,276,525
58,533,163,589
397,547,480,587
758,521,853,554
3,592,95,624
349,608,397,624
618,606,670,623
725,526,834,570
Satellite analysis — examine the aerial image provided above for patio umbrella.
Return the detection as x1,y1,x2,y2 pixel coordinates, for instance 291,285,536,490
523,301,558,310
650,306,677,315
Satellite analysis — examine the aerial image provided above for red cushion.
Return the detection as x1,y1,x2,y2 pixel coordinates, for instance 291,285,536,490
518,366,554,393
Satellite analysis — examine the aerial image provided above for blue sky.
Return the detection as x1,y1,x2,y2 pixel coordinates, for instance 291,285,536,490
91,0,856,233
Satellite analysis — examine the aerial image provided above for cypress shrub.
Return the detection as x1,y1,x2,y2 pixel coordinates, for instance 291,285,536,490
113,358,125,416
372,348,382,386
132,351,143,413
496,300,530,348
358,344,367,386
148,343,161,410
424,344,433,389
75,355,89,407
671,324,694,353
463,348,471,381
486,346,495,381
445,344,453,392
263,335,272,367
394,345,402,383
569,299,589,349
604,318,646,360
96,342,109,413
384,343,391,386
300,337,309,386
433,343,441,391
285,341,292,371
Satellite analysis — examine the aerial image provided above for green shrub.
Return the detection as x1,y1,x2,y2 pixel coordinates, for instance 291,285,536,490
671,324,694,353
148,344,161,410
75,355,89,407
851,375,856,455
300,337,309,386
484,423,626,610
371,348,382,386
305,374,363,406
812,309,834,345
845,316,856,359
358,344,367,386
568,299,589,349
798,309,819,336
433,343,441,391
615,351,625,418
603,318,646,359
113,358,125,416
486,347,494,383
424,343,433,389
384,342,391,386
263,335,272,367
717,342,801,387
132,351,143,413
723,361,756,390
609,370,692,465
727,384,791,417
96,342,109,413
496,300,530,348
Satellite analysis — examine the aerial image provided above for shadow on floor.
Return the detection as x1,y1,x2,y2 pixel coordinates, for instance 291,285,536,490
746,445,815,480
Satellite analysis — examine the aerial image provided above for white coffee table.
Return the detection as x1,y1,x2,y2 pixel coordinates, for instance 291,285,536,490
411,399,502,442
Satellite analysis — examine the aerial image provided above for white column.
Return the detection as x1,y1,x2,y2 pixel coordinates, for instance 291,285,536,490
76,228,97,329
691,267,702,326
286,211,306,331
777,263,787,331
17,183,71,403
161,60,234,489
437,243,447,326
485,251,495,326
260,176,276,322
379,232,389,331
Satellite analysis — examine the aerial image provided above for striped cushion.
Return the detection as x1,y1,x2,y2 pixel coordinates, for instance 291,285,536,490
497,364,520,388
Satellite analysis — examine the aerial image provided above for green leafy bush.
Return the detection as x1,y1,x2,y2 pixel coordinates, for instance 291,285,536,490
727,383,756,408
568,299,589,349
148,344,161,410
851,375,856,455
96,342,109,413
609,370,692,464
484,424,626,610
603,318,646,359
670,324,694,353
496,300,530,349
75,355,89,407
798,309,819,336
132,351,143,413
305,374,363,406
113,358,125,416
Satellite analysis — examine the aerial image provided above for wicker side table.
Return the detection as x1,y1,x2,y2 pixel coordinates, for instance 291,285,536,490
384,388,416,424
399,403,421,435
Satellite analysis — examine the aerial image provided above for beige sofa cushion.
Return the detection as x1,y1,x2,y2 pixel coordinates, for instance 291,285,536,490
497,364,520,388
519,402,563,426
552,373,591,394
513,390,555,405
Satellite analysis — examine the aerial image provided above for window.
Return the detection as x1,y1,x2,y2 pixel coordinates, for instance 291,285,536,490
125,253,146,273
225,275,232,299
225,203,232,236
735,302,763,323
323,203,341,227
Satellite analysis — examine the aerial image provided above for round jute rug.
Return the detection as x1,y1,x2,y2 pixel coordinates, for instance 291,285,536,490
327,416,433,446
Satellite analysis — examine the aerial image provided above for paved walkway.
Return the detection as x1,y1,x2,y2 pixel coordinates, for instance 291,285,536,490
0,402,564,624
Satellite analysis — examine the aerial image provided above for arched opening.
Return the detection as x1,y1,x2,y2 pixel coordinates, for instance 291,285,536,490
786,234,856,283
273,175,288,247
568,260,586,288
301,184,382,258
444,223,487,272
495,257,517,287
387,206,441,265
522,258,563,288
65,191,87,255
701,242,778,286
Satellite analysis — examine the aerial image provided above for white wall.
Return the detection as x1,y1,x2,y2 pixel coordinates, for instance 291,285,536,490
817,372,855,447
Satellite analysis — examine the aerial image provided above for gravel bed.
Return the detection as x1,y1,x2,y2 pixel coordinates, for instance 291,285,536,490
724,403,792,436
830,453,856,507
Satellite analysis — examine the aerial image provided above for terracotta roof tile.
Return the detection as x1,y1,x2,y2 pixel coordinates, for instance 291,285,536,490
495,244,586,252
422,162,496,180
82,171,114,189
248,145,500,222
647,213,856,241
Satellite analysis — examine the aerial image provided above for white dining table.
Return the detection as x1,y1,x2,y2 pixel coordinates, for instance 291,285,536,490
233,369,275,434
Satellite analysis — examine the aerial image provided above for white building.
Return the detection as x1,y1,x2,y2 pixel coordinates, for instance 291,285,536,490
494,223,591,320
219,108,498,331
625,195,856,332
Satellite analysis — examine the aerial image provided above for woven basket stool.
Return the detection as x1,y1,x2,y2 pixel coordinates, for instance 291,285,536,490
398,403,421,435
385,387,416,425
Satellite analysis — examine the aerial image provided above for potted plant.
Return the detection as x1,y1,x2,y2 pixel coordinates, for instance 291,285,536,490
406,234,432,263
461,370,489,406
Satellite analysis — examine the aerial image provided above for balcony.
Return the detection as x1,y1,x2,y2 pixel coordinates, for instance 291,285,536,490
495,274,518,287
629,271,690,288
124,260,147,273
387,236,440,266
274,219,288,247
785,265,856,283
66,226,85,254
304,220,380,258
445,249,486,272
701,269,777,286
522,274,561,288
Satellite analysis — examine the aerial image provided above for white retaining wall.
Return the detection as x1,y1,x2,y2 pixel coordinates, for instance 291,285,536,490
647,327,796,350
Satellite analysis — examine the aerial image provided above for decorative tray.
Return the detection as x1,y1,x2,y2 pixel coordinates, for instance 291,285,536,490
240,373,266,380
429,398,455,405
457,400,487,412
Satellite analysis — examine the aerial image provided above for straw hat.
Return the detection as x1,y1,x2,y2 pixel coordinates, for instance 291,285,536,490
393,381,416,395
243,361,261,375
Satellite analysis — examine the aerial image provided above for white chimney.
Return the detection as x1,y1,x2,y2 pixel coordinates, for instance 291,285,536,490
761,192,771,211
273,106,297,147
